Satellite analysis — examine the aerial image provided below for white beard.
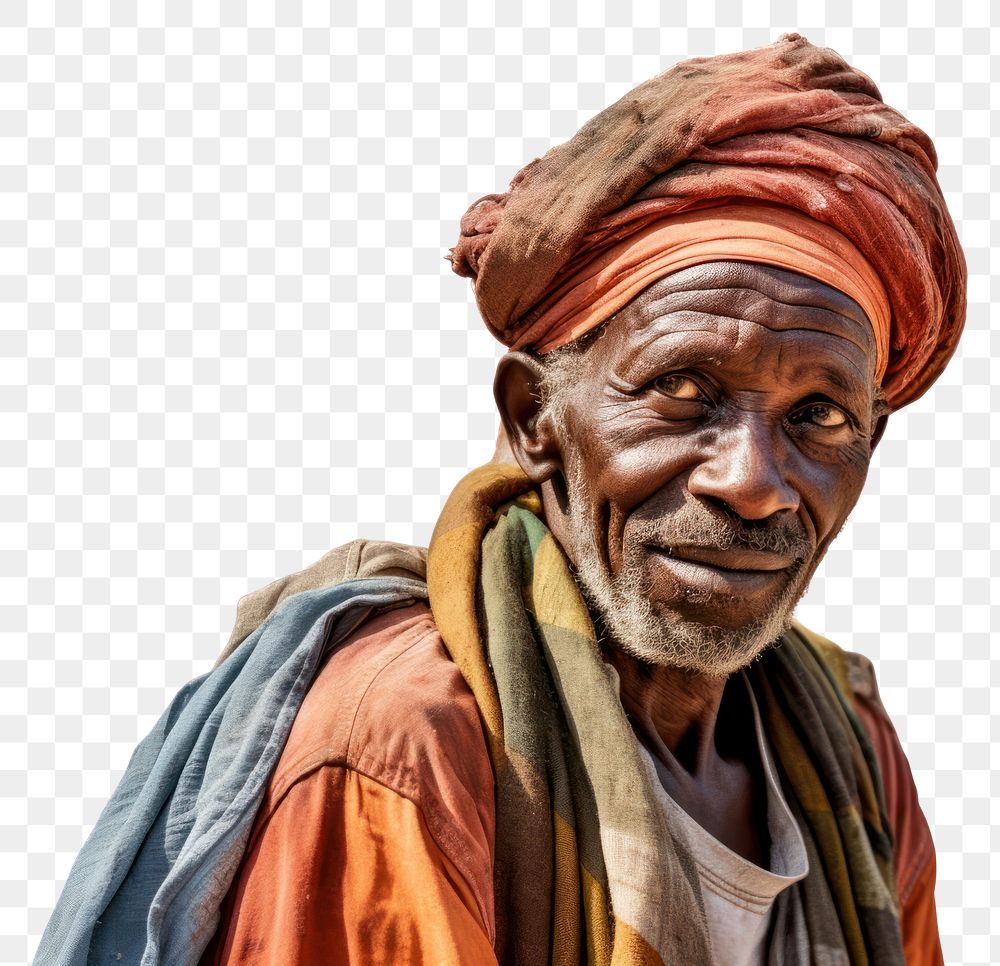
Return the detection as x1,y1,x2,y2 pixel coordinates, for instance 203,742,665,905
563,475,808,677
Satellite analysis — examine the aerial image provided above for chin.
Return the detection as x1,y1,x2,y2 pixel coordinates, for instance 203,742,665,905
609,606,796,678
574,546,809,677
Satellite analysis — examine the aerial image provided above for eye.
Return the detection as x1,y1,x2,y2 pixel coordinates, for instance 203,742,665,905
652,373,705,401
789,402,849,428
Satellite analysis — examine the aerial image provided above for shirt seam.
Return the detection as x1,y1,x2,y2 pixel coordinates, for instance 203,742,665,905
897,828,933,906
697,870,776,914
247,759,495,947
252,618,494,942
344,622,438,760
269,613,434,784
344,630,496,941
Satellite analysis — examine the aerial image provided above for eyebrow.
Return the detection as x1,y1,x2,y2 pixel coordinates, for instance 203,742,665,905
810,365,852,392
781,351,875,398
617,329,870,397
616,330,723,381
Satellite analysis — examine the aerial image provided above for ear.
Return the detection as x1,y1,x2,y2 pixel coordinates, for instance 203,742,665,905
869,413,889,454
493,351,563,483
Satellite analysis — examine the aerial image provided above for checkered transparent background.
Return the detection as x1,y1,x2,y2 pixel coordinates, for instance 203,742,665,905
1,2,995,963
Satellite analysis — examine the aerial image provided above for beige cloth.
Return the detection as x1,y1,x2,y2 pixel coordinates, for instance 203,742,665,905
214,539,427,667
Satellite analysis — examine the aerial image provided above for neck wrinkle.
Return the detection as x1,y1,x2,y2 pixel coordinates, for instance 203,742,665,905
605,646,729,778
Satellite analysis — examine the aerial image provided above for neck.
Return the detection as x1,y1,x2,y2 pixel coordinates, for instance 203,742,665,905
603,647,732,775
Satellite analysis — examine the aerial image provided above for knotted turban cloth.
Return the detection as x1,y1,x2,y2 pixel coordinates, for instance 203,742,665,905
448,33,966,411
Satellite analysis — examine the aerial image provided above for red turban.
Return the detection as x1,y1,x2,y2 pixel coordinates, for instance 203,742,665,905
448,34,966,411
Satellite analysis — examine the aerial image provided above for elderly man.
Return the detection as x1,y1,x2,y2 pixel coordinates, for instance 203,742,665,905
39,35,963,966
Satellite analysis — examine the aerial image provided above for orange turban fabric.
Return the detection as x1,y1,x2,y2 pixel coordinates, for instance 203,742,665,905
448,34,966,411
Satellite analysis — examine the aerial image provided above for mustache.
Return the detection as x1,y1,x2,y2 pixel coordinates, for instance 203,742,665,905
632,504,813,560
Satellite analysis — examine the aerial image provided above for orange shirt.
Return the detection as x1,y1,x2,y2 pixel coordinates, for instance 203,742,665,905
202,603,942,965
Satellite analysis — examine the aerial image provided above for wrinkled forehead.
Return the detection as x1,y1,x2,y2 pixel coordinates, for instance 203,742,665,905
609,260,879,365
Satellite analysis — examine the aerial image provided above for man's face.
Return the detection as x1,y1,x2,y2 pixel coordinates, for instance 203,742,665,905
530,260,883,675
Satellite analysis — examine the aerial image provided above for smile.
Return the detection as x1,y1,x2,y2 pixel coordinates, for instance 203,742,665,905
646,544,797,596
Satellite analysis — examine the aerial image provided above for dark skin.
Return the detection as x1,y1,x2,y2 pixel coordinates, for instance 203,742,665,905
495,261,889,866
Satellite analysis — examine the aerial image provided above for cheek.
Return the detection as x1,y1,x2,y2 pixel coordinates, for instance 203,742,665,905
599,414,708,499
584,441,697,571
794,449,870,545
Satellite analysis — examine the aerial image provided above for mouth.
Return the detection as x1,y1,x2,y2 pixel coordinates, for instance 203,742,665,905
646,544,799,597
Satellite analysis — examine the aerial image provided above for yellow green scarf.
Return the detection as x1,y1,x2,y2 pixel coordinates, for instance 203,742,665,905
428,463,903,965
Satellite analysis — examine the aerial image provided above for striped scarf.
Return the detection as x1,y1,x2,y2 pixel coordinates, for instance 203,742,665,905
428,463,904,965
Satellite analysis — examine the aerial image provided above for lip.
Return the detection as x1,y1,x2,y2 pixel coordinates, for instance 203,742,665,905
653,544,796,573
646,544,797,597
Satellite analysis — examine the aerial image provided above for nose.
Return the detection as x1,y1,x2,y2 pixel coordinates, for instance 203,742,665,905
687,417,800,520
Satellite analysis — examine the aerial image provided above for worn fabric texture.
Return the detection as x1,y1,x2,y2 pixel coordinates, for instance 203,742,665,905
199,594,942,966
33,576,428,966
448,33,966,410
199,602,498,966
495,201,893,380
38,467,911,965
215,538,427,665
427,462,904,965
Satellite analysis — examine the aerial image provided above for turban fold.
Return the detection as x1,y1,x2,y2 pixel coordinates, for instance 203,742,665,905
448,33,966,411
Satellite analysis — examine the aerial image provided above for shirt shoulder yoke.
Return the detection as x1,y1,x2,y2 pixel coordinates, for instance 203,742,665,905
267,600,492,818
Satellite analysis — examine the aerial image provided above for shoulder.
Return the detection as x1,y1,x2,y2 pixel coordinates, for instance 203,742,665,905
256,599,495,900
789,619,879,701
208,601,498,962
790,621,936,907
219,538,428,662
270,598,492,795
